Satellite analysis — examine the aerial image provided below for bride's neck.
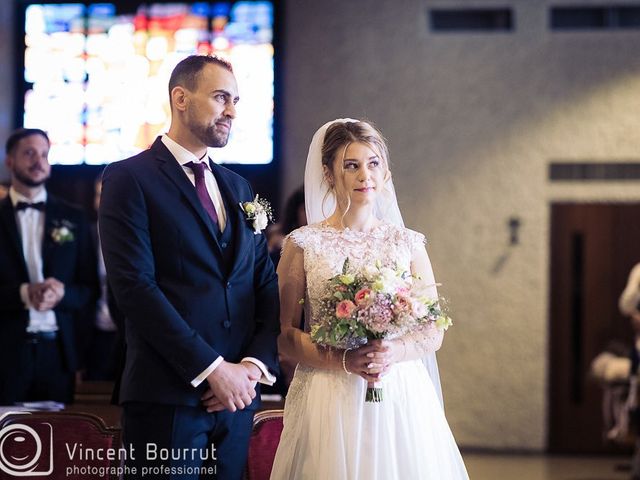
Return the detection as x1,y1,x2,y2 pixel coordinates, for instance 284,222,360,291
326,205,380,232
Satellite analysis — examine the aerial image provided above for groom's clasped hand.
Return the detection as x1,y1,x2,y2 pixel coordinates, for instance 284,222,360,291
200,361,262,412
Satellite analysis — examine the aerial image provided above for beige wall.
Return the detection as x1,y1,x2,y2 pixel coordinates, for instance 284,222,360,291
281,0,640,450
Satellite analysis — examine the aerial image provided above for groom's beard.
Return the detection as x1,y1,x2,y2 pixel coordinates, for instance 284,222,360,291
189,116,232,148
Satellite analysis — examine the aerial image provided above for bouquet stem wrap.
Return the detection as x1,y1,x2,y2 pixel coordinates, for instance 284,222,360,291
366,381,383,402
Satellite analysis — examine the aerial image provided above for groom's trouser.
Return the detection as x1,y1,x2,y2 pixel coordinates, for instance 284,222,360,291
122,402,254,480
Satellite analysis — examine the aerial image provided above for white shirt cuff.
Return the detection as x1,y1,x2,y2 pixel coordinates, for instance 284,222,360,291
241,357,276,386
19,283,31,309
191,356,224,387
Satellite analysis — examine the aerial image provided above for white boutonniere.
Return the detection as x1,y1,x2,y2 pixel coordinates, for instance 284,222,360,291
51,220,75,245
239,195,273,235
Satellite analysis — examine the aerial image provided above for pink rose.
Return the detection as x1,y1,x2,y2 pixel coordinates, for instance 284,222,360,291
394,294,412,314
354,288,372,306
336,300,356,318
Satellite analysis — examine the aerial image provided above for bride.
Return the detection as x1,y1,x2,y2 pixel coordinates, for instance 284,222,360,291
270,119,469,479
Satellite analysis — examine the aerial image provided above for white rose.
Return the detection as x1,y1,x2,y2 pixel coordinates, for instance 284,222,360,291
379,267,396,280
411,299,428,318
253,212,268,233
379,268,400,293
59,226,70,236
363,265,379,282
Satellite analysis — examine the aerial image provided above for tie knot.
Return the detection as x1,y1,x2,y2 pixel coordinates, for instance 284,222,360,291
185,161,206,180
15,201,45,211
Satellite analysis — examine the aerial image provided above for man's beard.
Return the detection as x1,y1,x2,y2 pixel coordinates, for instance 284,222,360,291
15,169,48,187
192,121,230,148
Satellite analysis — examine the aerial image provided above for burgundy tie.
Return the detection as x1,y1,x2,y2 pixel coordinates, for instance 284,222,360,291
185,161,219,226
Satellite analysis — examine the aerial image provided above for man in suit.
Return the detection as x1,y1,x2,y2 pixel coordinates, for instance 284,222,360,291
99,55,279,479
0,128,97,404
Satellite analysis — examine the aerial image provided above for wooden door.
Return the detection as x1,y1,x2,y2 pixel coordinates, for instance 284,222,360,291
549,203,640,453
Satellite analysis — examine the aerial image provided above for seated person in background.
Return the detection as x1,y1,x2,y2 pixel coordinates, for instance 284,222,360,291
619,263,640,480
281,186,306,237
620,263,640,375
266,188,305,271
266,223,284,269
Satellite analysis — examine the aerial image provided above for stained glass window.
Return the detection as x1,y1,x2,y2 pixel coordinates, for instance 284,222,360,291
23,2,274,165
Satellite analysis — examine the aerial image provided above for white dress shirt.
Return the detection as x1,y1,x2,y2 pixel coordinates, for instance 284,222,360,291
161,135,226,231
161,134,275,387
95,240,117,332
10,187,58,332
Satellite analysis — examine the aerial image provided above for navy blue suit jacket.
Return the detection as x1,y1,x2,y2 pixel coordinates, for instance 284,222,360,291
0,194,98,378
98,137,279,407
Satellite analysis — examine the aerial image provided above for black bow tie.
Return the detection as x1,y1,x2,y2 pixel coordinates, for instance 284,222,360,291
15,201,45,211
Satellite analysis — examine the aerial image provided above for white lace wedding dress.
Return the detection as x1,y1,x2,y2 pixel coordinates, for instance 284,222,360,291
270,222,469,480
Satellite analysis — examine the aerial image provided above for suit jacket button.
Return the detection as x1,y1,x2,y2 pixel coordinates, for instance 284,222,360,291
221,242,227,248
223,320,231,328
226,282,231,289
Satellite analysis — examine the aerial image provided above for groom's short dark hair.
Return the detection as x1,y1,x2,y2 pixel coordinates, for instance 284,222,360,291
168,55,233,106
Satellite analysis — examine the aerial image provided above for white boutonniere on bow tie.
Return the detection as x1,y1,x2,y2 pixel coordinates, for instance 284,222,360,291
239,195,273,235
51,220,75,245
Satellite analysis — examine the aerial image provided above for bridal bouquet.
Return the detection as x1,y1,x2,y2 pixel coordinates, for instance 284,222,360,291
309,258,452,402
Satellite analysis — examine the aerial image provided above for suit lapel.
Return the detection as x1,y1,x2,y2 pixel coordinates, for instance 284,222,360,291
0,199,28,278
153,138,223,256
210,162,252,277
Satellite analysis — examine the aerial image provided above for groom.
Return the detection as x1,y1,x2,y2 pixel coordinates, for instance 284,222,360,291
99,55,279,479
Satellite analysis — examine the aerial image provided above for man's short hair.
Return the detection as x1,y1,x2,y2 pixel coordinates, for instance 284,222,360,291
168,55,233,105
5,128,49,155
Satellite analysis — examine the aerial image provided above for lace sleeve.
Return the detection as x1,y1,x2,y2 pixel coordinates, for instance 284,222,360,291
399,323,444,360
277,234,342,371
398,234,444,360
281,227,306,254
406,228,427,251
